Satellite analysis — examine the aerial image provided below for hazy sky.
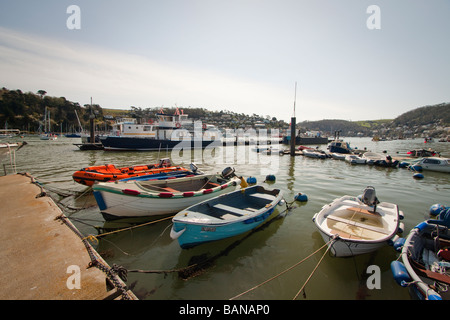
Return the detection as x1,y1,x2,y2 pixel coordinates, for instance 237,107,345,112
1,0,449,122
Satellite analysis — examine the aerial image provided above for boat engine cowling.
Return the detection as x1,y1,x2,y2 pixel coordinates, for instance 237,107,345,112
221,167,236,179
361,186,380,212
190,163,199,173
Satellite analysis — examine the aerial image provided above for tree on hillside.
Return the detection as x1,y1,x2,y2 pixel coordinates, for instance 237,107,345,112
37,90,47,99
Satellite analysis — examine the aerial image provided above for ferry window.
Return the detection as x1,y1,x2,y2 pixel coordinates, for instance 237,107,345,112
144,126,151,131
128,126,131,129
423,159,440,164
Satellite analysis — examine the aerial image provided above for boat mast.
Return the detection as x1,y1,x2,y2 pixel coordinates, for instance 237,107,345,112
293,81,297,118
290,82,297,156
44,106,47,133
89,97,95,143
75,109,83,133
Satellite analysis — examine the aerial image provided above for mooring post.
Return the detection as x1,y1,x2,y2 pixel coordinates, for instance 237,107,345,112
290,117,296,156
89,97,95,144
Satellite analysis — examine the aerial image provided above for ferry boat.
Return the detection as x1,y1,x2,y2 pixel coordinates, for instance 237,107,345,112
101,108,222,151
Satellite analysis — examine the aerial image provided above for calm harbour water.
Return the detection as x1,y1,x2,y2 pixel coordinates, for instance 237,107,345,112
5,136,450,300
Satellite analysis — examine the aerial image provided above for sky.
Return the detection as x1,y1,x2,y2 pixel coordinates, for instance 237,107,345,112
0,0,449,122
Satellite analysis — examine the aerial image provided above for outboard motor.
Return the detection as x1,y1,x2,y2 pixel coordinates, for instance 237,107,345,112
159,158,172,167
221,167,236,179
361,186,380,213
190,163,199,173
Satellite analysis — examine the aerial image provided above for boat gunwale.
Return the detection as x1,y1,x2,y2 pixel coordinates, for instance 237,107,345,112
93,175,240,199
400,222,447,299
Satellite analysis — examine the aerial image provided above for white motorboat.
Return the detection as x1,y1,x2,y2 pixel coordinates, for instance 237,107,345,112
362,152,385,165
313,186,404,257
93,167,243,220
330,153,346,160
414,157,450,173
302,149,328,159
345,154,366,164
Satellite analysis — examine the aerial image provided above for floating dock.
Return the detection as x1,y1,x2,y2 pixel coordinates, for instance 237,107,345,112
0,173,137,300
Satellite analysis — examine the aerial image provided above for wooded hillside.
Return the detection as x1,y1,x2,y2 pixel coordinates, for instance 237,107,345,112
0,88,103,132
0,87,448,136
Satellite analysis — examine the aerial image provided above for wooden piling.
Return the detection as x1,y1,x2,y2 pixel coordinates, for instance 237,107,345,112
290,117,296,156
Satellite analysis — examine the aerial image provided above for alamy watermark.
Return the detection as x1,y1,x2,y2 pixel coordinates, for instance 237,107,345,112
366,265,381,290
170,123,281,175
65,263,382,293
66,5,81,30
366,5,381,30
66,5,381,31
66,265,81,290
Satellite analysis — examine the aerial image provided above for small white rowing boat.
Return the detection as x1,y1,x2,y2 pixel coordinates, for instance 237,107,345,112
313,186,404,257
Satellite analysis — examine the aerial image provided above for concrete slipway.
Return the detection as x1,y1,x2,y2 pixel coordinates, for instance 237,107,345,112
0,173,137,300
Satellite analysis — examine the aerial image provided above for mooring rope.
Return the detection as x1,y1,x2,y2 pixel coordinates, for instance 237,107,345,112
229,235,339,300
54,213,133,300
292,236,337,300
123,204,295,281
82,215,175,243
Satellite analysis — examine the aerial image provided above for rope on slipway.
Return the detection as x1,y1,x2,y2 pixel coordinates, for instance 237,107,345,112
54,213,134,300
229,235,339,300
17,173,133,300
17,172,94,212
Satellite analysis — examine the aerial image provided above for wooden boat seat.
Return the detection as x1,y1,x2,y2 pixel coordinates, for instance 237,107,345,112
206,182,220,187
330,229,363,240
348,207,380,216
213,204,250,216
249,193,276,201
326,215,390,235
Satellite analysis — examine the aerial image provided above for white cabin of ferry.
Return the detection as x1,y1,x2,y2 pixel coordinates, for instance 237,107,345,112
109,118,156,138
108,108,220,141
157,108,192,129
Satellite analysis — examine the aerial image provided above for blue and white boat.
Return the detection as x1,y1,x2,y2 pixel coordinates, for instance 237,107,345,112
170,185,283,248
391,204,450,300
328,132,352,154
